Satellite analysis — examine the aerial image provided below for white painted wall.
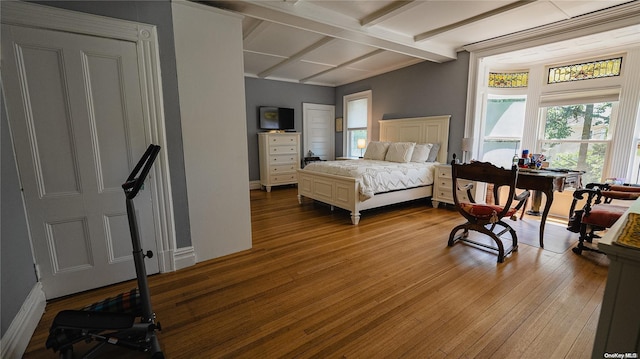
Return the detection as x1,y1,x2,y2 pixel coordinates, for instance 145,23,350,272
171,1,252,262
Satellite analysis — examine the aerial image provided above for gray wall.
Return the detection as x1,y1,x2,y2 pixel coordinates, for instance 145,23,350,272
32,0,192,248
244,77,335,181
335,51,470,161
0,1,470,340
1,91,38,336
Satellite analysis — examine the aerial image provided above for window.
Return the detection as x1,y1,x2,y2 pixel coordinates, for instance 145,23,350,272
539,101,616,184
343,90,371,158
475,53,632,185
480,94,527,168
547,57,622,84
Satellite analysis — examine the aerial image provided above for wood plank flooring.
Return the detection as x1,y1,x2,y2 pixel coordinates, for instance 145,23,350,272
24,186,609,358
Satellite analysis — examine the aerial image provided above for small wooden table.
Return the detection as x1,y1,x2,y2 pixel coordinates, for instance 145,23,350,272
516,168,582,248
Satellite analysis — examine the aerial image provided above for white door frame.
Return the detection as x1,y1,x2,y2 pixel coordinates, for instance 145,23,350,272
1,1,181,272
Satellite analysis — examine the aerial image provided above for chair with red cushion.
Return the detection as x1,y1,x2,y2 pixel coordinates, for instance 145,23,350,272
448,161,530,263
567,182,640,254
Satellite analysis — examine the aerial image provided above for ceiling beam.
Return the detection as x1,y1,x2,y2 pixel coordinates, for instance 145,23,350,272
360,1,420,28
414,0,537,42
299,49,384,83
243,19,269,44
208,0,457,62
257,36,335,78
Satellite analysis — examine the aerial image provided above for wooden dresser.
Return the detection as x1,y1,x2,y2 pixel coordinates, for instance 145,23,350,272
258,132,301,192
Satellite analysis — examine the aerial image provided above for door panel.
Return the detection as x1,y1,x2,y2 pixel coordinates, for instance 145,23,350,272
2,24,159,298
303,103,335,160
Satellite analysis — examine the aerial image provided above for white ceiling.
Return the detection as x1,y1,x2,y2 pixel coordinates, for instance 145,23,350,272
205,0,640,86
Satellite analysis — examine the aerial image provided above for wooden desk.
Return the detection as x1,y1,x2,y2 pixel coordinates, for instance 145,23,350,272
495,168,582,248
518,169,581,247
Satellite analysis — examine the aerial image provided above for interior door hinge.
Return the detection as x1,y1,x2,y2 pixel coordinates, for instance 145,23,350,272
34,263,41,281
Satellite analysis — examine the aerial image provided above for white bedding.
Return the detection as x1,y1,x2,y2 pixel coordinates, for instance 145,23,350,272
303,160,437,200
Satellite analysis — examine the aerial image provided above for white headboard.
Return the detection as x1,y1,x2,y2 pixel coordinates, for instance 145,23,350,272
379,115,451,163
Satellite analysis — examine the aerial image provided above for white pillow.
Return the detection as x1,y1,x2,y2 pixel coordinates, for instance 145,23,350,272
411,143,433,162
385,142,416,163
363,141,390,160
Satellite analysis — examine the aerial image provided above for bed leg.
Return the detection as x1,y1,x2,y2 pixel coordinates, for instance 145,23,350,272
351,212,360,225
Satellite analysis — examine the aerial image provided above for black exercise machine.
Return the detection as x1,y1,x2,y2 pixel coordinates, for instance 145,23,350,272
46,144,164,358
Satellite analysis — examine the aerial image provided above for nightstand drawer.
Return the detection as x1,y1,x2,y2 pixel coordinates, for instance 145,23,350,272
436,167,453,179
437,177,452,190
436,188,453,201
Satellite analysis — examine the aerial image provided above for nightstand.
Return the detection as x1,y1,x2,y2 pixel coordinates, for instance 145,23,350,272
432,164,486,208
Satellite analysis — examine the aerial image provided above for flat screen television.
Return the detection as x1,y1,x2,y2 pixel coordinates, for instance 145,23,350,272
259,106,294,131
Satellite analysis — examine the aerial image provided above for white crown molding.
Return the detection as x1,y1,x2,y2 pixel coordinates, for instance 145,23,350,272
463,1,640,57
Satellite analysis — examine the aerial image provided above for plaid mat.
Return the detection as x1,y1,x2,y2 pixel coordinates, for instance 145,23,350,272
81,288,142,316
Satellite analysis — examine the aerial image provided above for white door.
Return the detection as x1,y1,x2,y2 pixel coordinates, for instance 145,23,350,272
303,103,335,160
2,25,159,299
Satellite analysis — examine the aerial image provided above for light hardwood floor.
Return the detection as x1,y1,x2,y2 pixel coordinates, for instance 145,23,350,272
24,186,609,358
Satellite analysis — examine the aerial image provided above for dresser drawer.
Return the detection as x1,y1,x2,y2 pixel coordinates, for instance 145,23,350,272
269,144,298,155
269,154,297,165
269,135,298,145
269,163,296,174
270,173,297,184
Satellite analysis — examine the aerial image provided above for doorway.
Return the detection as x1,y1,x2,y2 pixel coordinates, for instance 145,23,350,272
1,2,175,298
302,103,335,161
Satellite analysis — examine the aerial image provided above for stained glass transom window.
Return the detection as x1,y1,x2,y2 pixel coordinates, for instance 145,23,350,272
548,57,622,84
488,72,528,88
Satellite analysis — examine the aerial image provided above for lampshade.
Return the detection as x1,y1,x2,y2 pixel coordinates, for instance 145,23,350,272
357,138,366,149
461,137,474,152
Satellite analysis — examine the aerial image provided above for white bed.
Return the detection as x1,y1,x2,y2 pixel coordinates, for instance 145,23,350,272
297,115,450,224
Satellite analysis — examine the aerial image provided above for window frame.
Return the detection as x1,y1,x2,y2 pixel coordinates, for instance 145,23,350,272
343,90,372,158
470,51,636,183
536,100,619,183
478,90,528,168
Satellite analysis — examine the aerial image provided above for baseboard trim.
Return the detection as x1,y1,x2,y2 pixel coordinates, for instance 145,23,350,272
1,282,46,359
249,180,262,190
174,246,196,270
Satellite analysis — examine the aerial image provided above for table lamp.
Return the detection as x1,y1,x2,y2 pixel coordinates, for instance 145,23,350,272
357,138,366,158
461,137,474,163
